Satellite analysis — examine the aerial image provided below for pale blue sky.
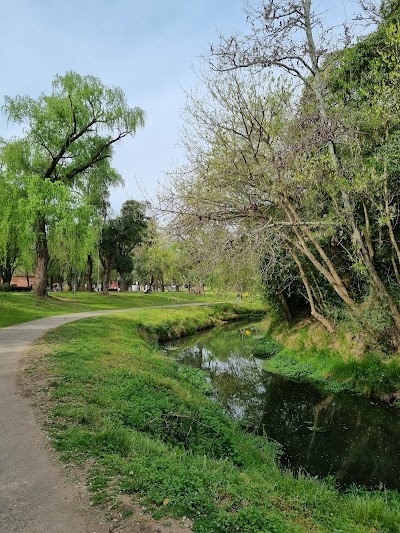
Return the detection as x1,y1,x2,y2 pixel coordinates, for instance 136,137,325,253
1,0,364,212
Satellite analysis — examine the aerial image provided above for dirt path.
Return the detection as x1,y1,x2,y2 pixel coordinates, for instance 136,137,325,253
0,305,208,533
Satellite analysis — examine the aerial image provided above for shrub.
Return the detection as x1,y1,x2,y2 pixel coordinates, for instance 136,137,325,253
252,335,282,358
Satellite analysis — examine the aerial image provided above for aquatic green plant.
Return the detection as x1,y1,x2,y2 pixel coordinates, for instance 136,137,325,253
252,335,283,358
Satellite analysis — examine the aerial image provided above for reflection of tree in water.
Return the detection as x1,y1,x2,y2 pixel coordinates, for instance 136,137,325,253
178,344,265,422
178,344,210,369
259,375,400,489
209,357,264,422
171,324,400,490
175,321,258,362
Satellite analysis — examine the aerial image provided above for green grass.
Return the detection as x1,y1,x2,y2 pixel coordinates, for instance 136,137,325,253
260,320,400,400
332,352,400,398
265,345,345,390
0,290,227,328
264,343,400,399
26,305,400,532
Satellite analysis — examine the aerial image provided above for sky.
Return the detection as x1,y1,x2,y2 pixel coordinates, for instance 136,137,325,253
1,0,366,213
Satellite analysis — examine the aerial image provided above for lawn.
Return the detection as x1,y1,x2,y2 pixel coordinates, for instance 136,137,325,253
0,290,225,328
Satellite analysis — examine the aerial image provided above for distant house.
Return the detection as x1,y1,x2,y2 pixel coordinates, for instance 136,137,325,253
10,274,36,290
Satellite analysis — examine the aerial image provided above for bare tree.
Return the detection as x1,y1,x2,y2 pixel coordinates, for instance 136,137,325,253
206,0,400,333
161,68,348,330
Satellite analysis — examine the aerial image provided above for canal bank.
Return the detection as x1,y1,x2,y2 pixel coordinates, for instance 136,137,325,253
167,320,400,490
260,317,400,403
23,305,400,532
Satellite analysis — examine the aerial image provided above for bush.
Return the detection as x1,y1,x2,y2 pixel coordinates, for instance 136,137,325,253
340,295,397,353
252,335,282,358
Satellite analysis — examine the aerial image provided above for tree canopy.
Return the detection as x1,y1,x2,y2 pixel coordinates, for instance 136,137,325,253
0,72,145,295
99,200,149,294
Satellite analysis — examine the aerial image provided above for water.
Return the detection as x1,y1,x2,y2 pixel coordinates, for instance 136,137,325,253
165,321,400,490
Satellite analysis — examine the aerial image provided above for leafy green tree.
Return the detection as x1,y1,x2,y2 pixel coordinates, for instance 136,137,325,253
115,200,148,291
0,173,21,284
133,219,194,291
99,218,118,295
1,72,145,296
99,200,148,294
82,172,116,292
163,67,341,330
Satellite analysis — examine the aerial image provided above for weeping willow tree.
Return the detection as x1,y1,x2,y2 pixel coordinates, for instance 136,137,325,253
0,163,24,285
1,72,145,296
47,195,103,290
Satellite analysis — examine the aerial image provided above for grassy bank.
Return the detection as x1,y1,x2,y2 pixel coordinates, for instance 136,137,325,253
25,305,400,532
256,321,400,402
0,290,225,328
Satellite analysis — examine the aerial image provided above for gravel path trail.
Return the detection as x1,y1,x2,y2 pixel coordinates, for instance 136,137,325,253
0,304,210,532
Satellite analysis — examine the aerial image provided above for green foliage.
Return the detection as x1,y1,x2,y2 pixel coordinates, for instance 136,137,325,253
252,335,282,358
1,71,145,293
332,353,400,397
178,366,214,395
99,200,148,291
132,218,192,290
265,347,346,392
114,200,149,283
161,0,400,352
340,296,396,353
264,325,400,399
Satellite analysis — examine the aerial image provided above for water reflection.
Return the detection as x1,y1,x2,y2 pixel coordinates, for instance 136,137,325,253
170,322,400,490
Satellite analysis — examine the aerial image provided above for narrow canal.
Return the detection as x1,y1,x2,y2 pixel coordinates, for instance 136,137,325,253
164,320,400,490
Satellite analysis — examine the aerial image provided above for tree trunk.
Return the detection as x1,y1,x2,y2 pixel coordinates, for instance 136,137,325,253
290,250,335,333
283,199,356,309
86,254,94,291
33,218,49,297
0,243,18,285
68,269,73,291
119,276,129,292
58,269,64,290
363,203,374,262
280,228,356,311
102,263,111,295
392,255,400,285
0,264,13,285
278,291,292,322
